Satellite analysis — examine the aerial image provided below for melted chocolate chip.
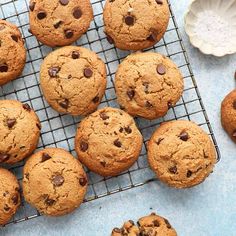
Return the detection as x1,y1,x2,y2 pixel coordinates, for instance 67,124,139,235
64,29,73,38
11,194,19,205
41,153,52,162
147,30,157,42
100,161,106,167
72,51,80,59
29,2,36,11
79,177,87,186
59,99,69,109
80,140,88,152
124,15,135,25
114,139,122,147
153,219,160,227
119,127,124,133
23,103,31,111
168,101,173,109
48,66,60,77
124,126,132,134
156,138,164,145
92,96,99,103
36,123,41,130
59,0,69,5
169,166,177,174
53,20,63,29
52,175,64,187
84,68,93,78
233,100,236,109
45,197,55,206
127,89,135,100
4,205,10,211
146,101,153,108
112,228,122,233
129,220,135,225
164,219,172,229
7,118,16,128
156,0,163,4
37,11,47,20
233,131,236,137
157,63,166,75
11,35,18,42
0,63,8,72
73,8,82,19
106,34,114,44
100,112,109,120
25,173,29,180
187,170,192,178
0,153,10,163
179,131,189,141
143,82,149,94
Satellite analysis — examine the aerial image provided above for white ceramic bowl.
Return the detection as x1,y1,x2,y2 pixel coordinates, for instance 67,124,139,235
185,0,236,57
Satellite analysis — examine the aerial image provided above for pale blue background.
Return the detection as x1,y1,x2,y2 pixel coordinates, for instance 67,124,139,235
1,0,236,235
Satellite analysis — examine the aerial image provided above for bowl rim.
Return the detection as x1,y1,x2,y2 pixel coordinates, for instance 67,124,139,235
184,0,236,57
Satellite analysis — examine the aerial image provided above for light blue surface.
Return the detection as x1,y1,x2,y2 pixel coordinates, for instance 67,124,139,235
1,0,236,235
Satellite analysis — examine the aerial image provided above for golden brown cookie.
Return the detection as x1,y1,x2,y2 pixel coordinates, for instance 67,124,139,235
103,0,170,50
40,46,107,116
29,0,93,47
115,52,184,120
0,100,41,164
22,148,88,216
221,89,236,143
148,120,216,188
0,20,26,86
75,107,143,177
0,168,21,226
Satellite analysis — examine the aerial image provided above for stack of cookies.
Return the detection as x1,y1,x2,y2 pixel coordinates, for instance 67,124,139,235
0,0,217,233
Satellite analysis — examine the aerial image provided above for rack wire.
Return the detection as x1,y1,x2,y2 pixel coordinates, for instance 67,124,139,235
0,0,220,226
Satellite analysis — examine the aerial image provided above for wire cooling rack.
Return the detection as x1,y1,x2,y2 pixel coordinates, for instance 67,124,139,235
0,0,220,226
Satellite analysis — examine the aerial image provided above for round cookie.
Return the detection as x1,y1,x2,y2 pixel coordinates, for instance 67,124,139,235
148,120,216,188
22,148,88,216
221,89,236,143
75,107,143,177
29,0,93,47
0,168,21,226
0,100,41,164
115,52,184,120
40,46,107,116
0,20,26,86
103,0,170,50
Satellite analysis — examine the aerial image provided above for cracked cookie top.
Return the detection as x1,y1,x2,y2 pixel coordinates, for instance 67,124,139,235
0,168,20,226
75,107,143,177
29,0,93,47
0,100,41,164
0,20,26,86
115,52,184,120
148,120,216,188
22,148,88,216
40,46,107,116
103,0,170,50
111,212,177,236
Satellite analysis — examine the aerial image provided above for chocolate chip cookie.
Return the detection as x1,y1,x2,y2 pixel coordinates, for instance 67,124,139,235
221,89,236,143
103,0,170,50
40,46,107,116
23,148,88,216
115,52,184,120
111,213,177,236
0,100,41,164
75,107,143,176
0,168,21,226
0,20,26,86
148,120,216,188
29,0,93,47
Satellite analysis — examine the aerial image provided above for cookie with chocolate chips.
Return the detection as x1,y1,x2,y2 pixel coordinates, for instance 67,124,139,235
103,0,170,50
29,0,93,47
221,89,236,143
0,100,40,164
0,168,21,226
115,52,184,120
23,148,87,216
148,120,216,188
0,20,26,86
75,107,143,176
40,46,107,116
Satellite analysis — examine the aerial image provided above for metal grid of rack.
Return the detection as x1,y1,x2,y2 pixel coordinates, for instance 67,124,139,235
0,0,220,226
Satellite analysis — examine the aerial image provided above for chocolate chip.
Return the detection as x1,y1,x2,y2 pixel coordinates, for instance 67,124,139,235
153,219,160,227
59,0,69,5
92,96,99,103
73,8,82,19
156,0,163,4
41,153,51,162
84,68,93,78
4,205,10,211
124,126,132,134
179,131,189,141
11,35,18,42
0,25,5,31
147,30,157,42
157,64,166,75
59,99,69,109
106,34,114,44
100,161,106,167
7,118,16,128
146,101,153,108
137,220,141,226
23,103,31,111
164,219,172,229
129,220,135,225
119,127,124,133
48,66,60,77
232,100,236,109
64,29,73,38
156,138,164,145
112,228,122,233
143,82,149,94
233,131,236,137
168,101,173,108
11,194,19,205
0,63,8,72
0,153,10,163
29,2,36,11
80,140,88,152
124,15,135,26
36,123,41,130
25,173,29,180
28,28,32,34
45,197,55,206
72,51,80,59
169,166,177,174
53,20,63,29
114,139,122,147
52,175,64,187
187,170,192,178
127,89,135,100
79,177,87,186
37,11,47,20
100,112,109,120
